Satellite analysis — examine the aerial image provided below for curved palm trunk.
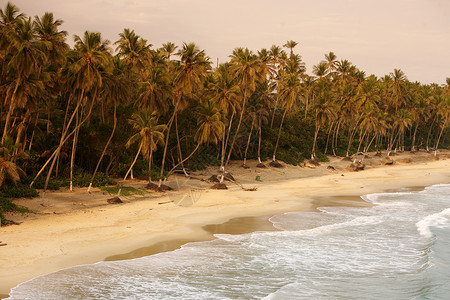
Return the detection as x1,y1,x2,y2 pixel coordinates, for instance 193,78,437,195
272,106,288,161
434,125,446,157
311,123,321,159
2,78,21,144
175,113,189,177
220,111,235,172
225,91,247,166
43,91,95,192
87,99,117,193
410,123,418,152
158,105,177,187
166,142,201,179
31,90,84,189
117,143,143,197
324,121,335,155
69,110,80,191
243,120,254,166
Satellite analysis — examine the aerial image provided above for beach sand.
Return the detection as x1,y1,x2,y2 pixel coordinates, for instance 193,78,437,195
1,150,450,297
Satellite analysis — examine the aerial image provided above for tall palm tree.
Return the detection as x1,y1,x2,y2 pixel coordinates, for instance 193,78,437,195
87,56,130,193
283,40,298,59
162,41,178,61
2,17,47,144
31,31,112,191
225,47,261,166
124,109,166,184
272,72,301,163
157,42,210,187
311,93,335,159
114,28,151,78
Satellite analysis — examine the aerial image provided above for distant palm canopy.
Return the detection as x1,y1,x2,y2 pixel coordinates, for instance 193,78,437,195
0,2,448,191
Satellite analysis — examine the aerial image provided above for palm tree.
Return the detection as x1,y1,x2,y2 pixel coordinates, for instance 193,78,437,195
165,98,224,180
283,40,298,59
114,28,151,77
33,12,68,63
323,51,338,76
2,17,47,144
0,137,24,187
162,41,178,61
124,109,166,185
225,48,261,166
272,72,301,163
87,56,130,193
157,42,210,187
311,93,335,159
31,31,112,191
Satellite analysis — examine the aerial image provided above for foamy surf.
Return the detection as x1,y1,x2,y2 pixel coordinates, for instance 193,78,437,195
416,208,450,238
7,183,450,299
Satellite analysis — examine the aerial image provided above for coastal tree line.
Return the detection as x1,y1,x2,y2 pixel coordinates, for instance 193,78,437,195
1,2,449,195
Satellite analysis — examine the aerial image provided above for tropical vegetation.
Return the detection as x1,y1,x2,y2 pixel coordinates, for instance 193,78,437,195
0,2,449,207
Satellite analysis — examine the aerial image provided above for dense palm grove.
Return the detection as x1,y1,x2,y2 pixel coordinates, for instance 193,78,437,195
1,2,449,206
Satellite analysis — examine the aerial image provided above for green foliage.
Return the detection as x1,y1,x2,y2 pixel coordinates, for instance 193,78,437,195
0,195,31,225
0,183,39,198
315,152,330,162
100,186,147,196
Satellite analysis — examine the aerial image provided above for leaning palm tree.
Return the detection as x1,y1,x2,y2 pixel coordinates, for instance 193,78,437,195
225,47,261,166
30,31,112,192
272,72,301,164
157,42,210,187
87,56,130,193
2,17,47,144
311,94,335,159
124,109,166,184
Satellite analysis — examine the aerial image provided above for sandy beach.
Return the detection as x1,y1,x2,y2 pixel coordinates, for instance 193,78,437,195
1,150,450,297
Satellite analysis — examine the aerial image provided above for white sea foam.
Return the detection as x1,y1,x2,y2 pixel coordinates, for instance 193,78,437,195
7,183,450,299
416,208,450,238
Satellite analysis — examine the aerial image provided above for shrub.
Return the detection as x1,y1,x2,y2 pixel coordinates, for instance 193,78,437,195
0,195,31,225
0,183,39,198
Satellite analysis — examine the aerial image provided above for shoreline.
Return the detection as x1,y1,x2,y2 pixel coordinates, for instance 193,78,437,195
1,151,450,296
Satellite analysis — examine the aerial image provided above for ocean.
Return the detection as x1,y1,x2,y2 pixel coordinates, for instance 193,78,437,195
7,183,450,299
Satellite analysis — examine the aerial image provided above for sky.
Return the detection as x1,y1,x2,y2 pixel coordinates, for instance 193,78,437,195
10,0,450,84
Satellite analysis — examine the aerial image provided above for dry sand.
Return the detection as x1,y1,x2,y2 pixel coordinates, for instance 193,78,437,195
1,150,450,296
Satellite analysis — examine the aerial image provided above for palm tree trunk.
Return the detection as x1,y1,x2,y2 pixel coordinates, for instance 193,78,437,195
87,99,117,193
69,110,80,191
174,113,189,177
324,121,334,155
31,91,84,189
311,123,321,159
166,142,201,178
158,104,177,187
434,125,446,157
243,120,254,166
258,116,262,163
2,78,20,144
220,110,235,172
411,123,418,152
42,90,95,192
272,106,288,161
225,91,247,166
117,143,143,197
148,149,153,183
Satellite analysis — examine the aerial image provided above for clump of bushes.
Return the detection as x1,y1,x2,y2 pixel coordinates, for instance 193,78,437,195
0,195,31,226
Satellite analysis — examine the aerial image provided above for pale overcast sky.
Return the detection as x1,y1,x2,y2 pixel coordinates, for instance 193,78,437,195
10,0,450,84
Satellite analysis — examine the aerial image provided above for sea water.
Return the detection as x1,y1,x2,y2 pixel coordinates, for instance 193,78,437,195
7,184,450,299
